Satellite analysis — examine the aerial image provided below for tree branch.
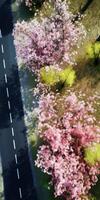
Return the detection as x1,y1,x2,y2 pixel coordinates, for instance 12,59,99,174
72,0,94,22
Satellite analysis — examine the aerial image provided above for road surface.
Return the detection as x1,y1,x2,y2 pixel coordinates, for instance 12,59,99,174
0,1,37,200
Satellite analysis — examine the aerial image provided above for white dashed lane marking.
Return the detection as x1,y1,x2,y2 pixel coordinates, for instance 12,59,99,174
9,112,13,123
11,127,14,137
17,168,20,180
19,187,22,199
0,29,2,38
0,30,22,199
3,58,6,69
13,139,16,150
6,87,9,98
4,73,8,83
8,100,11,110
15,154,18,164
1,44,4,53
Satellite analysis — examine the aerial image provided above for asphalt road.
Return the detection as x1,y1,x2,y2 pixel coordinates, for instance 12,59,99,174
0,1,37,200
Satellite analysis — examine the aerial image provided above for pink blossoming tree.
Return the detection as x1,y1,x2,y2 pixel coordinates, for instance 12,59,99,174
35,92,100,200
14,0,86,71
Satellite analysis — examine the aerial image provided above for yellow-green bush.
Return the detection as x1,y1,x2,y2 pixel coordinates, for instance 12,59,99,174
86,42,100,59
28,131,38,147
40,66,76,87
84,143,100,165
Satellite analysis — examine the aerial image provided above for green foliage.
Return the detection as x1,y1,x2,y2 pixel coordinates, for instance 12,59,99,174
84,143,100,165
28,131,38,147
90,197,97,200
59,67,76,86
86,42,100,59
40,66,76,87
40,66,59,85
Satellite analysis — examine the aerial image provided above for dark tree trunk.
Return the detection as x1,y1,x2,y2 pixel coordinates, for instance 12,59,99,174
72,0,94,22
96,35,100,42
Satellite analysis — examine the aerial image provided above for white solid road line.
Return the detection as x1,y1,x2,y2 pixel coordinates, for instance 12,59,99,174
6,87,9,98
15,154,18,164
17,168,20,180
19,187,22,199
9,112,13,123
11,127,14,136
1,44,4,53
4,73,7,83
13,139,16,150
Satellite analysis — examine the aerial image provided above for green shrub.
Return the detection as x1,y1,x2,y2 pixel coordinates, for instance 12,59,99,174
28,131,38,147
86,42,100,59
59,67,76,86
40,66,59,86
40,66,76,87
84,143,100,165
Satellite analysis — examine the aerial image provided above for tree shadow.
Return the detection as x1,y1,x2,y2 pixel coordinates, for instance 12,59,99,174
90,176,100,200
0,0,13,36
76,58,100,88
14,0,45,21
6,64,24,119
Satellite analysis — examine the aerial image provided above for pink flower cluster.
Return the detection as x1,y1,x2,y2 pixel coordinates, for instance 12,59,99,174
14,0,86,71
35,92,100,200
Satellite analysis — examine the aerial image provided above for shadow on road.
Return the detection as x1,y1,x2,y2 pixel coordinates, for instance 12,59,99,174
0,0,13,36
